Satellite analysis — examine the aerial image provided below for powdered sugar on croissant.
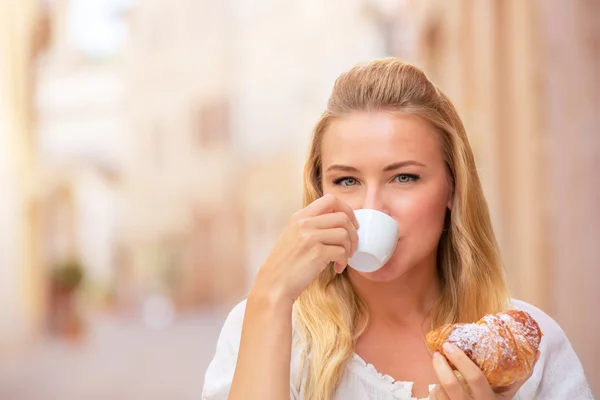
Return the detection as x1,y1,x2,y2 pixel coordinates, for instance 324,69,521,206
425,310,543,387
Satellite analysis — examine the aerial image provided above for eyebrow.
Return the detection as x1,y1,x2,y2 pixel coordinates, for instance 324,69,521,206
325,161,426,173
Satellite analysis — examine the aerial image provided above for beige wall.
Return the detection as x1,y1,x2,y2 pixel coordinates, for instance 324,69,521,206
409,0,600,392
537,0,600,391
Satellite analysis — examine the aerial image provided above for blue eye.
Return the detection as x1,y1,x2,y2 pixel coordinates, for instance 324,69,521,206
333,177,358,187
394,174,420,184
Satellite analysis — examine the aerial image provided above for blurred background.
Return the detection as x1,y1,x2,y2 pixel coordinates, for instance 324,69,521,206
0,0,598,398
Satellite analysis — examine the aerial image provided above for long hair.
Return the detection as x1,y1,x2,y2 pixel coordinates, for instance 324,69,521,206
293,58,510,400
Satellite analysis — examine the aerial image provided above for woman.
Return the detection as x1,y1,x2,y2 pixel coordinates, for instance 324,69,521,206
202,59,593,400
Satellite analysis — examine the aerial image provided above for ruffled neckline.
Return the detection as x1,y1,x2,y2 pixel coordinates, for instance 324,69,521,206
352,353,436,400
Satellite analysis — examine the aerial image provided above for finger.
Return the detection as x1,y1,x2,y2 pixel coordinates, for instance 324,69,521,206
432,352,470,400
431,384,450,400
301,194,359,228
333,261,346,274
314,228,352,259
442,342,494,398
318,244,348,268
310,212,359,255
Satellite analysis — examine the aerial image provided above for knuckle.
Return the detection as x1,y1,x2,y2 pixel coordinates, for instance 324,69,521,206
333,212,347,225
338,227,350,239
289,210,302,222
293,218,308,233
344,214,353,227
294,217,307,229
298,229,312,246
312,243,325,259
446,348,465,362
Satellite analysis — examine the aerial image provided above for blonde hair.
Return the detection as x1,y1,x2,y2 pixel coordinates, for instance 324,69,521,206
294,58,510,399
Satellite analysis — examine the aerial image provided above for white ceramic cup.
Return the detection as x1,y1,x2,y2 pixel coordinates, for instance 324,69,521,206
347,209,399,273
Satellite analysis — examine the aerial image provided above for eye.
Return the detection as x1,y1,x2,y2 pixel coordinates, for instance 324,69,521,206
333,177,359,187
393,173,420,184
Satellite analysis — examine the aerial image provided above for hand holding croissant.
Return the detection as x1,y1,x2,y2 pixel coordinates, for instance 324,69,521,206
427,310,543,399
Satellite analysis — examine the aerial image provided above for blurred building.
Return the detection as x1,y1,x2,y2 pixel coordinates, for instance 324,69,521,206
406,0,600,390
121,0,397,308
35,0,125,301
1,0,129,351
122,0,245,309
0,0,47,355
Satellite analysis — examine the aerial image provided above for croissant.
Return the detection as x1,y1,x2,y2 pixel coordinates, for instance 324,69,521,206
425,310,543,387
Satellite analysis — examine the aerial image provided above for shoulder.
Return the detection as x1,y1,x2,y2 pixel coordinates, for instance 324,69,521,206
217,299,248,350
510,298,551,322
216,298,301,343
202,299,247,399
212,297,304,353
510,299,594,399
216,297,305,370
223,299,248,332
510,299,559,332
202,298,306,400
510,299,568,350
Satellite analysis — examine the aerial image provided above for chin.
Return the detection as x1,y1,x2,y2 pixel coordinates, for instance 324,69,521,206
356,256,410,282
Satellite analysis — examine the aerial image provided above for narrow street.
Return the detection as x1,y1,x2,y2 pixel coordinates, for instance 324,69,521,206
0,309,228,400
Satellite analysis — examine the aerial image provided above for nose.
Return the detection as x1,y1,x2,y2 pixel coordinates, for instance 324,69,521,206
361,187,390,215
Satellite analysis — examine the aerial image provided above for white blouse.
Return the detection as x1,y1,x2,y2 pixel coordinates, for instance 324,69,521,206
202,299,594,400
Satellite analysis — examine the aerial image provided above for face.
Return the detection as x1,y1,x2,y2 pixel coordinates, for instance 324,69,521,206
321,111,453,282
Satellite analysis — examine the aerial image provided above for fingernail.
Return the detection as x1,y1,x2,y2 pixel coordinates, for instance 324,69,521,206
433,351,442,359
443,342,456,354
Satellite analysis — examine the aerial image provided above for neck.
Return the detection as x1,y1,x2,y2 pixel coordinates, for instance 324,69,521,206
347,253,441,328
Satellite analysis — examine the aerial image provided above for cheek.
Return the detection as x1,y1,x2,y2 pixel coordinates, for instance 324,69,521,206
391,186,448,233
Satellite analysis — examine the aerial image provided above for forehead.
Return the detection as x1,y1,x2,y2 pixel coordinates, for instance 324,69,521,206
321,111,444,167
